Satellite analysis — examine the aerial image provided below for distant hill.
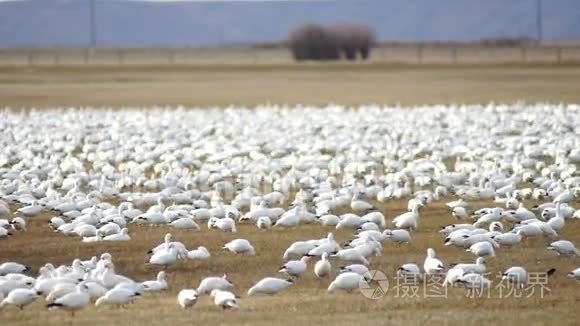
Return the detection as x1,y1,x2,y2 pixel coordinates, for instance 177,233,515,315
0,0,579,47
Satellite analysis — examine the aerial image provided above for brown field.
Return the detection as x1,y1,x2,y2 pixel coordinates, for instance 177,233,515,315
1,63,580,325
2,198,580,326
1,63,580,108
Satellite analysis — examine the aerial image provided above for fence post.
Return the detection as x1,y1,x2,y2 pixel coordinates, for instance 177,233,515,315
118,49,123,66
556,47,563,64
451,46,458,64
27,50,32,66
521,47,528,63
417,44,423,64
168,49,175,65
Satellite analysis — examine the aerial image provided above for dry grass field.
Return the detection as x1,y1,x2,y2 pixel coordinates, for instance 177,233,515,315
1,63,580,325
2,198,580,326
1,63,580,108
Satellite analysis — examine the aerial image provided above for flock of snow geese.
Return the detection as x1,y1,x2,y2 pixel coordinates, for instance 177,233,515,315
0,104,579,316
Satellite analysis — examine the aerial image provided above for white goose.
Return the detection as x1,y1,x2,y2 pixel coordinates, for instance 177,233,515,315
197,275,233,294
46,283,90,316
327,272,362,292
186,246,210,260
314,253,332,278
210,289,239,309
0,288,40,309
547,240,580,257
223,239,255,256
279,256,309,277
177,289,198,308
248,277,293,295
142,271,168,292
423,248,444,275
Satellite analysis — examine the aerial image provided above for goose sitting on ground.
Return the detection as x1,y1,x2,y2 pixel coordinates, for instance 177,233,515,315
9,218,26,231
186,246,210,260
103,228,130,242
0,227,12,239
142,271,168,292
177,289,198,308
0,262,30,276
247,277,293,295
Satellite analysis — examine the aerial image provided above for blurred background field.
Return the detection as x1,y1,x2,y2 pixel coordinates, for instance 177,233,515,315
1,62,580,108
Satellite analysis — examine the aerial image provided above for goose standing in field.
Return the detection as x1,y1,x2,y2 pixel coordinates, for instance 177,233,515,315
256,216,272,229
547,240,580,257
147,233,188,259
446,199,468,209
95,287,141,307
449,257,486,274
148,243,180,269
423,248,445,275
397,263,422,282
567,268,580,281
210,289,239,309
340,264,369,276
223,239,255,256
327,272,362,292
332,248,370,265
452,206,468,220
457,273,492,289
0,288,41,309
279,256,309,277
248,277,293,295
466,241,496,257
142,271,168,292
350,192,375,213
16,202,43,217
197,275,234,294
283,241,317,261
46,283,90,316
392,204,421,231
383,229,412,244
177,289,198,308
492,230,523,247
314,253,332,278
